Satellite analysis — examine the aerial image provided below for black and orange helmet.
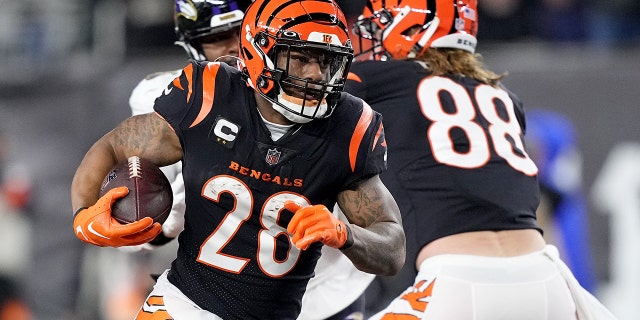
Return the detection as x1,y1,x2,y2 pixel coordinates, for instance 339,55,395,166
353,0,478,60
239,0,354,123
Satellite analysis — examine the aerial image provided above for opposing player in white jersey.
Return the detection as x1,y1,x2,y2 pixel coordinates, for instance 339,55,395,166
128,1,374,318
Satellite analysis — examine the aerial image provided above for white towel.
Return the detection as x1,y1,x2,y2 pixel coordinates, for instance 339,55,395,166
543,245,618,320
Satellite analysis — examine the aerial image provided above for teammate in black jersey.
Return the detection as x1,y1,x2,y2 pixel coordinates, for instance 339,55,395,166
347,0,616,319
70,0,406,319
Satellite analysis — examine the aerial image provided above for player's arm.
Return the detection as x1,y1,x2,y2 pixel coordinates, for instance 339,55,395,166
285,101,404,275
71,113,182,246
285,175,405,276
335,175,405,276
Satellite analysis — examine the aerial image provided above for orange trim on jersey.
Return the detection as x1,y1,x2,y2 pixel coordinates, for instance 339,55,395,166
190,63,219,128
174,63,193,105
372,123,384,150
349,103,374,172
171,77,183,91
347,72,362,82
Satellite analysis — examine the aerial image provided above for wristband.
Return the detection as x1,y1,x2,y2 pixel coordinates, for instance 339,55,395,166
73,207,89,218
339,224,354,250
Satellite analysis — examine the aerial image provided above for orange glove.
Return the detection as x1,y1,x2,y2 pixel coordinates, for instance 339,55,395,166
284,200,353,250
73,187,161,247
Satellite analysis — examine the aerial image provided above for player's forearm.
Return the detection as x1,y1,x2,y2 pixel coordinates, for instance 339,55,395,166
341,220,405,275
72,114,182,212
71,139,120,212
336,176,406,275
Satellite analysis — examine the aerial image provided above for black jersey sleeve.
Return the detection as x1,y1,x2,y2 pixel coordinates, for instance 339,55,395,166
153,61,199,131
361,102,387,177
154,61,236,133
345,65,369,101
340,94,388,188
511,90,527,134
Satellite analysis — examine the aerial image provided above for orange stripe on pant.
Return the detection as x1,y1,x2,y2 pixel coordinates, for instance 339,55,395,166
380,279,436,320
135,295,173,320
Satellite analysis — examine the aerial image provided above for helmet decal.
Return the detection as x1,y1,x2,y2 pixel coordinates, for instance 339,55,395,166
175,0,198,22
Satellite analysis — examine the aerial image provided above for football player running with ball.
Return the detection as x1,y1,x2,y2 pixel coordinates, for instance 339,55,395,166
70,0,405,319
346,0,617,319
126,0,378,319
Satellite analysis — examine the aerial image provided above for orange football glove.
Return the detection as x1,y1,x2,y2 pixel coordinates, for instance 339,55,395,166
73,186,161,247
284,200,353,250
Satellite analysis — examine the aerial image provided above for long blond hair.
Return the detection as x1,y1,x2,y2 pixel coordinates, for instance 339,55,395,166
417,48,506,87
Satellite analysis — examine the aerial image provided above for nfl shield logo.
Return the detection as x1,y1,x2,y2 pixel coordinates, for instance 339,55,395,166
265,148,281,165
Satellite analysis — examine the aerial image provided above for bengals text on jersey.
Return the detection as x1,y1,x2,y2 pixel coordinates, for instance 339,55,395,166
152,60,387,319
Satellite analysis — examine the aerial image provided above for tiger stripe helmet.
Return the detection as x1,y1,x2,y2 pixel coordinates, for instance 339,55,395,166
353,0,478,60
239,0,354,123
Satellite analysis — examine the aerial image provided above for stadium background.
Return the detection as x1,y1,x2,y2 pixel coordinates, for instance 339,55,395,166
0,0,638,319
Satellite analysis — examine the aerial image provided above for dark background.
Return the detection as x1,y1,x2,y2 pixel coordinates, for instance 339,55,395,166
0,0,638,319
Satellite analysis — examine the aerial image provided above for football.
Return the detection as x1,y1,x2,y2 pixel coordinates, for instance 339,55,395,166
99,156,172,225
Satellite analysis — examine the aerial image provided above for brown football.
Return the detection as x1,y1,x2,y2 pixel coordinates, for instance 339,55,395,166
99,156,172,225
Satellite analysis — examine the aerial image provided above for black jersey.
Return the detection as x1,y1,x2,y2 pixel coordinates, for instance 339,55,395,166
153,61,386,319
346,59,541,262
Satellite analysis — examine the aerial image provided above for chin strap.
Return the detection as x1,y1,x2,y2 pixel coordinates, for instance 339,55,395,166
272,89,328,124
175,40,206,61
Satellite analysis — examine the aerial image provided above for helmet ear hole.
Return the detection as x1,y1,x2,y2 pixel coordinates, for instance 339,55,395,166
258,76,268,88
256,33,270,47
379,9,393,25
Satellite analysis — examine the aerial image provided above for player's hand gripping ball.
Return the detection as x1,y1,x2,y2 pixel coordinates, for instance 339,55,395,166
73,156,171,247
99,156,173,225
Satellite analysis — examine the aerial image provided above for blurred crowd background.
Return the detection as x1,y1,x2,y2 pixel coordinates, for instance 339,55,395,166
0,0,639,320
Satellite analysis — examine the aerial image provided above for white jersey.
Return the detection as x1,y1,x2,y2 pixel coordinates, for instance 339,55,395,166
129,70,185,239
129,70,374,319
98,70,186,319
298,245,374,320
